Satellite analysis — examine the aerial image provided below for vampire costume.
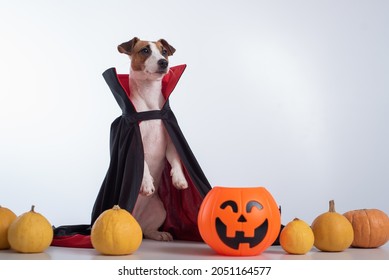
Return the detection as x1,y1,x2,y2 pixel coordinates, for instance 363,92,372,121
51,65,212,248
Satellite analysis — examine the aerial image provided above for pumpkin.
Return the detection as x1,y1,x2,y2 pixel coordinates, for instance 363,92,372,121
8,205,53,253
343,208,389,248
311,200,354,252
280,218,314,255
0,205,17,249
197,186,281,256
91,205,142,255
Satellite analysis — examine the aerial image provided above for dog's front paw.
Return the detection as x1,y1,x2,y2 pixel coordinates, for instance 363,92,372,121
140,176,155,196
144,231,173,241
171,168,188,190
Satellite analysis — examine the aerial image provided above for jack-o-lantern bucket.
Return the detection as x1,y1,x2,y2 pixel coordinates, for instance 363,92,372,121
198,186,281,256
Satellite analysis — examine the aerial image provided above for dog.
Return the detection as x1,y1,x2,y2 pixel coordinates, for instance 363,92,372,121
117,37,188,241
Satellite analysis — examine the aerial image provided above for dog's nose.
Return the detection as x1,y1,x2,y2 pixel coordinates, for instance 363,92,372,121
158,59,168,69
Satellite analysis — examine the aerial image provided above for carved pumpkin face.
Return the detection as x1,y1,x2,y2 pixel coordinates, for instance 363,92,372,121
198,187,281,256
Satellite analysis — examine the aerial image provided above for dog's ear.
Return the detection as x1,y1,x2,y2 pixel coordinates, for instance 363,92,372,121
118,37,140,55
158,39,176,56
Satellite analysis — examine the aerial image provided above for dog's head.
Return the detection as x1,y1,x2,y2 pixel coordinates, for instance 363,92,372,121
118,37,175,80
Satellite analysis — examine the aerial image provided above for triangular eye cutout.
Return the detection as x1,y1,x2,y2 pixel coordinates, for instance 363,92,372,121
246,201,263,213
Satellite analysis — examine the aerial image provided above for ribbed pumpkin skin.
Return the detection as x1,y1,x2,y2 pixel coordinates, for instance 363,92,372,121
0,206,17,249
8,206,53,253
343,209,389,248
91,205,142,255
311,200,354,252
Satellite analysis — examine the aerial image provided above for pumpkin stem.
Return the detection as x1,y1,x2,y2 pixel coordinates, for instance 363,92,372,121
293,218,300,221
31,205,35,212
329,200,335,212
113,205,121,210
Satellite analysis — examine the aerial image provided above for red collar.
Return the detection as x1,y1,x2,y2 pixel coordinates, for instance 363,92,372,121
116,64,187,101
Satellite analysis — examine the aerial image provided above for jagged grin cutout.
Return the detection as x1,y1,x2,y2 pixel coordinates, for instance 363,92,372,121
215,200,268,250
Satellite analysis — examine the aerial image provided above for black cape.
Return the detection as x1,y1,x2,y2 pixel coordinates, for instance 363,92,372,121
52,65,212,247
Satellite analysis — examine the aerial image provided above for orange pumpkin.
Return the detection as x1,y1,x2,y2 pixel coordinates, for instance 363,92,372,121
91,205,142,255
343,209,389,248
280,218,314,255
198,186,281,256
311,200,354,252
7,205,53,253
0,206,17,249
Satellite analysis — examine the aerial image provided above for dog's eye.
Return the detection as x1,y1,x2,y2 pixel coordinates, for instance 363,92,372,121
141,48,149,54
162,49,168,56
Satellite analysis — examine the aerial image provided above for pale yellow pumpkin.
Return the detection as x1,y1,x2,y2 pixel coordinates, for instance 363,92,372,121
311,200,354,252
0,206,17,249
280,218,314,255
91,205,142,255
344,209,389,248
8,205,53,253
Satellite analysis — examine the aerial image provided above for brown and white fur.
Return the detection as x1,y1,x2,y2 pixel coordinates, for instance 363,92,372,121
118,37,188,241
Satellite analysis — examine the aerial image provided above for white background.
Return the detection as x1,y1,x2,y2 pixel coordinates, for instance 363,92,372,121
1,0,388,227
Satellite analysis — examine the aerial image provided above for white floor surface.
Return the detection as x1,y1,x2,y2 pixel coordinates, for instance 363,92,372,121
1,239,388,260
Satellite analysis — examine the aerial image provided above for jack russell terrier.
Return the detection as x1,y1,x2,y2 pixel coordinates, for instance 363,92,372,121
117,37,188,241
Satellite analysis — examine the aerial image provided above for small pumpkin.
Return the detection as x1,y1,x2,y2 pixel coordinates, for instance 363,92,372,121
198,186,281,256
0,205,17,249
8,205,53,253
280,218,314,255
343,208,389,248
91,205,142,255
311,200,354,252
